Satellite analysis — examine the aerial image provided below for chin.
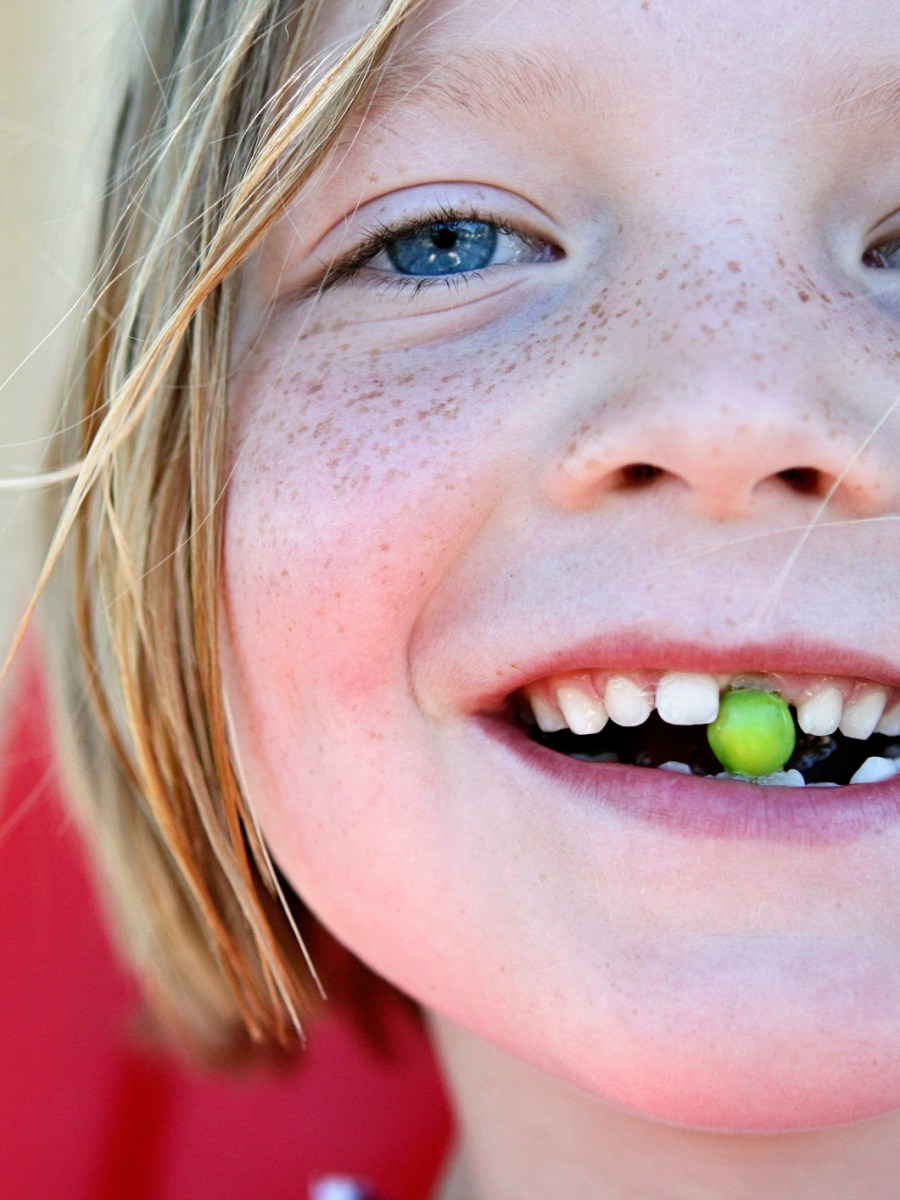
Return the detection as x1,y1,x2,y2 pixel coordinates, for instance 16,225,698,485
549,1007,900,1133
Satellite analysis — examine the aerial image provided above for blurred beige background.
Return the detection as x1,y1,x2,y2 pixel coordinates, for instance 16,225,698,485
0,0,129,653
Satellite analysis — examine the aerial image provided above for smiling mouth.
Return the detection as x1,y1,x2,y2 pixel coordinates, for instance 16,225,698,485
515,669,900,788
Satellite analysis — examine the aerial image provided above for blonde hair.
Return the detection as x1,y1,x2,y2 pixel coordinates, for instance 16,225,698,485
41,0,425,1064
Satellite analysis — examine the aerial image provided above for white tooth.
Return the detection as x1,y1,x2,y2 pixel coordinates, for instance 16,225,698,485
876,699,900,737
604,676,653,726
557,685,609,735
797,686,843,736
849,756,898,784
530,694,568,733
756,769,806,787
840,687,888,740
655,672,719,725
659,761,692,774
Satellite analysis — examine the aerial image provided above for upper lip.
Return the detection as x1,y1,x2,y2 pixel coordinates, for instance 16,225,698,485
469,634,900,714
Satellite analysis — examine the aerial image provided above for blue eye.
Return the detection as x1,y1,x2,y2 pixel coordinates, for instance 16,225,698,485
347,210,560,287
385,220,499,276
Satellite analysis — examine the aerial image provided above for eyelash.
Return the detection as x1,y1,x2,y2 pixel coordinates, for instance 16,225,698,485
318,202,553,294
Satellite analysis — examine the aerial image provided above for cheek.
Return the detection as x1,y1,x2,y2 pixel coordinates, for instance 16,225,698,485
221,321,546,688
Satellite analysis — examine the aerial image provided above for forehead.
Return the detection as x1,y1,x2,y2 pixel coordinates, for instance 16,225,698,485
363,0,900,128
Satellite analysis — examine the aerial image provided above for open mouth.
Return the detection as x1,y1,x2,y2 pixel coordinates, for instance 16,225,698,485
516,669,900,788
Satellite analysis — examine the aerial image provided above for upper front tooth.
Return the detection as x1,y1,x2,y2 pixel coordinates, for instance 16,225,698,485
604,675,653,726
840,687,888,740
655,672,719,725
557,684,609,735
797,686,843,736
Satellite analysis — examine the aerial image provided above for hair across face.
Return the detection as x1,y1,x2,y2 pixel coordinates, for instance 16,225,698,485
53,0,426,1061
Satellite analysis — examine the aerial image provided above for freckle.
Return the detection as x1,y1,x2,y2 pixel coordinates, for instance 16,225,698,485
656,269,668,281
727,260,741,273
777,257,786,268
798,290,810,303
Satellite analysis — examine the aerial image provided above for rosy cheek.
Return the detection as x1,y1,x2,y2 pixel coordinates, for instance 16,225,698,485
224,337,491,720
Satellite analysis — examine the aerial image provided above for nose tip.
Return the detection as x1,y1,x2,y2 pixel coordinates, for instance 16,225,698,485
543,390,900,523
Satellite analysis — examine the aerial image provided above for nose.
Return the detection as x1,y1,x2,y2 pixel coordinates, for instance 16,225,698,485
542,271,900,523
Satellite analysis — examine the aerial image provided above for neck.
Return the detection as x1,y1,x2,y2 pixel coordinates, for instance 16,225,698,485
427,1013,900,1200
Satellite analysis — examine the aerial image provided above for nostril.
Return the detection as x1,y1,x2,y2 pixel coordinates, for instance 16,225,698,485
777,466,822,494
619,462,665,488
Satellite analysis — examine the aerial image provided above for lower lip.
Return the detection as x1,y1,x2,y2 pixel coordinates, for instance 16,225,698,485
480,718,900,846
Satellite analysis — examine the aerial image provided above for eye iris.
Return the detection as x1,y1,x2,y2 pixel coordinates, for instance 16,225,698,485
707,688,797,777
386,220,498,276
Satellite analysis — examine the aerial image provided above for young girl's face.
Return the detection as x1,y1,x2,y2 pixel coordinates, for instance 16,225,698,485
223,0,900,1131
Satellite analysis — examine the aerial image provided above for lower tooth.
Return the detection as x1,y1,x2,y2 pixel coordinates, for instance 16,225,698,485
756,769,806,787
715,768,806,786
849,756,898,784
659,761,692,774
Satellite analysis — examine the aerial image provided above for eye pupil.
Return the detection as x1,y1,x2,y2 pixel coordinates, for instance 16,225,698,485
386,220,498,276
432,227,459,251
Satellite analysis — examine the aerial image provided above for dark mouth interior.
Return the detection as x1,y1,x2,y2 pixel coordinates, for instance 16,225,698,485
526,709,896,785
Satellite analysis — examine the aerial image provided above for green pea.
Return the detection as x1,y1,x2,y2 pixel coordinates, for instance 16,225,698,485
707,688,797,777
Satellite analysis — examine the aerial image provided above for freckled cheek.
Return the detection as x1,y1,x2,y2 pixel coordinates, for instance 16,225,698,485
223,348,514,709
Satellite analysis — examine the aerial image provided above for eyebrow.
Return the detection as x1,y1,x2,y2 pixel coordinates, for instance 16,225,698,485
804,61,900,130
364,45,592,125
366,43,900,134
